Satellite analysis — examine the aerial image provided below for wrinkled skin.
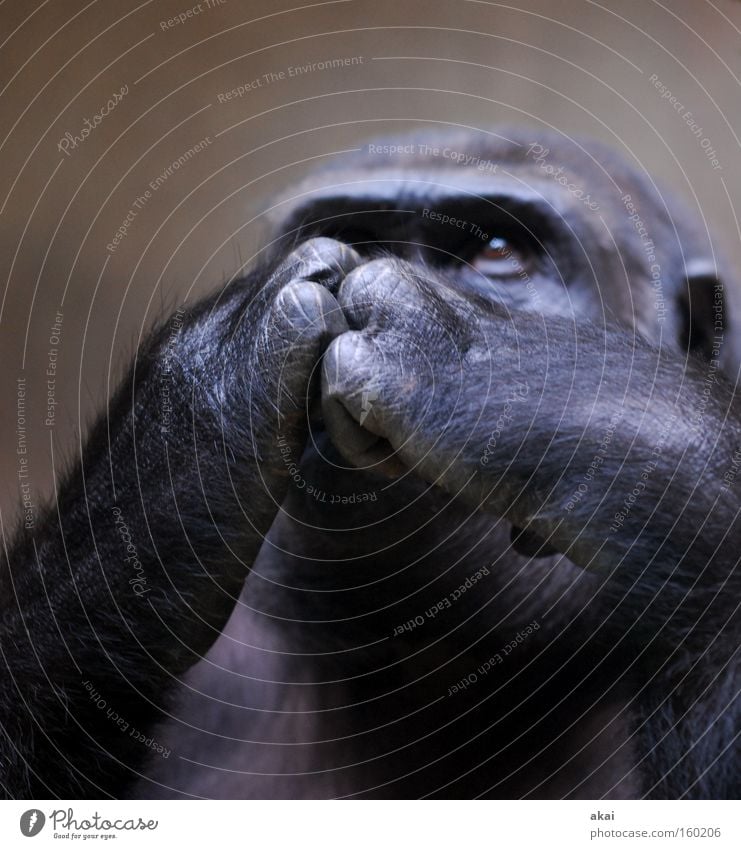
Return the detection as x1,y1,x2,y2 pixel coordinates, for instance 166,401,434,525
1,130,739,799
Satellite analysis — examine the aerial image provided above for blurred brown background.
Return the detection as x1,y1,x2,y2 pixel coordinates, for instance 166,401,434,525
2,0,741,522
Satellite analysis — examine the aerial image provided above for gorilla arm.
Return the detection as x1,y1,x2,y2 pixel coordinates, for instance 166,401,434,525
0,240,358,799
322,258,740,797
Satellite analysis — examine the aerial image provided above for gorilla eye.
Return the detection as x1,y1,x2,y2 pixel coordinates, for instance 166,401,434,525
472,236,529,278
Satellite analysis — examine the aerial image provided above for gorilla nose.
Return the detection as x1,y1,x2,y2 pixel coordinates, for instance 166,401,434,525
321,333,407,476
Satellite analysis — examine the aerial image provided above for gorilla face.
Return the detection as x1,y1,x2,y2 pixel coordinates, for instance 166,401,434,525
270,130,709,346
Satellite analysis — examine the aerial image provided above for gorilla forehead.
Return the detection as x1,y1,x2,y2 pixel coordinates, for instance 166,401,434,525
277,127,684,220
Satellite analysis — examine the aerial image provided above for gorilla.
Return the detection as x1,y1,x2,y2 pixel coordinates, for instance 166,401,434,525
1,129,739,800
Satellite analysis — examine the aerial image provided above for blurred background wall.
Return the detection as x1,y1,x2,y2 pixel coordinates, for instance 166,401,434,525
2,0,740,521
